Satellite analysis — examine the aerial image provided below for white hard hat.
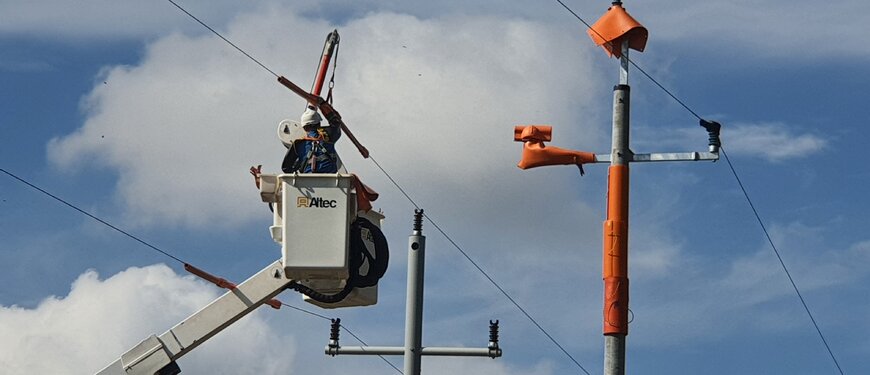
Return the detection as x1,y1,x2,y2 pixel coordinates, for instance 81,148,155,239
301,107,322,127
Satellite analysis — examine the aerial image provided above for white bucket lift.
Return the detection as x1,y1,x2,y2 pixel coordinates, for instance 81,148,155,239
259,173,383,308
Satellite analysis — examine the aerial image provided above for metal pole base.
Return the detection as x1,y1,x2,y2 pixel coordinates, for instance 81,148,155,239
604,334,626,375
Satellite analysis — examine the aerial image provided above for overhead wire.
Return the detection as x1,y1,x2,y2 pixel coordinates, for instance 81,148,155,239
552,1,843,373
1,167,187,265
0,166,399,373
166,0,279,78
279,303,404,374
372,158,591,374
164,1,593,373
719,148,844,374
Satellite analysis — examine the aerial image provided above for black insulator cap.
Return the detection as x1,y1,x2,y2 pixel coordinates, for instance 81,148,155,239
413,209,424,232
489,320,500,343
330,318,341,342
700,119,722,147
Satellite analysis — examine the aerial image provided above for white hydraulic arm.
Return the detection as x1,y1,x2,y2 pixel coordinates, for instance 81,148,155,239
96,259,293,375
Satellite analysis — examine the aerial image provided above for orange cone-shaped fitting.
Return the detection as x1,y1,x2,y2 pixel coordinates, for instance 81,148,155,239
518,142,595,170
587,3,648,58
514,125,595,170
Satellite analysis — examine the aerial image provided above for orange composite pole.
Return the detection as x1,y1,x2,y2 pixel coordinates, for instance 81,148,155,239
603,163,629,336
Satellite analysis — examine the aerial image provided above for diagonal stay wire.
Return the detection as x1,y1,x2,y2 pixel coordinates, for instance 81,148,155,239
370,156,419,210
554,0,702,120
2,165,399,373
554,1,844,372
164,1,583,373
169,0,846,371
1,167,187,265
341,327,403,375
280,303,403,374
719,149,844,375
370,158,592,375
166,0,279,78
424,212,591,375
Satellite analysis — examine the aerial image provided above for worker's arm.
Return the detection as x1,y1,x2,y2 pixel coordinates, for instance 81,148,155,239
323,111,342,143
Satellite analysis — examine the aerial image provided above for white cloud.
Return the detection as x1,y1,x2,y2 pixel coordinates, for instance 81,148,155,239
0,264,290,374
634,121,827,162
48,6,607,229
0,264,569,375
629,221,870,348
5,0,867,62
0,1,256,40
724,122,827,161
633,0,870,59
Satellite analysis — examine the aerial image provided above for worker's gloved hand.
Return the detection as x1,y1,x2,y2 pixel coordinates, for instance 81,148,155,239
249,165,262,189
324,110,342,125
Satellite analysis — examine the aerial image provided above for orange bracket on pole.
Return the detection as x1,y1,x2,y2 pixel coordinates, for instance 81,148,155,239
513,125,595,171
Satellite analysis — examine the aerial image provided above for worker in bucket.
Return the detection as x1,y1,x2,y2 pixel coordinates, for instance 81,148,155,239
282,106,342,173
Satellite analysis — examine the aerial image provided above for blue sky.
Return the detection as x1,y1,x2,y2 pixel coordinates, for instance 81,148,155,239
1,1,868,374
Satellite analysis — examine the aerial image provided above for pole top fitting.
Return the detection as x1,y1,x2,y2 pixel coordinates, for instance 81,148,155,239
587,2,648,58
328,318,341,352
699,119,722,153
413,209,424,233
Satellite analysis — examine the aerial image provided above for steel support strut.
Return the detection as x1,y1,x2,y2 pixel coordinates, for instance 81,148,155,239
325,210,502,374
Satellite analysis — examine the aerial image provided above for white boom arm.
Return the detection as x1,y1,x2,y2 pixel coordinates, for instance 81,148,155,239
96,259,293,375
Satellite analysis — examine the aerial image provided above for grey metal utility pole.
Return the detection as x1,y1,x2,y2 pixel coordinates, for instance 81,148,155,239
603,39,631,375
404,209,426,374
326,209,502,375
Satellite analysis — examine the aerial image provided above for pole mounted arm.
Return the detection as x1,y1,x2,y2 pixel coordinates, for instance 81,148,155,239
513,125,596,175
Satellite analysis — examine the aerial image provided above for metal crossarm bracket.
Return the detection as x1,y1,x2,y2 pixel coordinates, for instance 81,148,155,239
593,151,719,163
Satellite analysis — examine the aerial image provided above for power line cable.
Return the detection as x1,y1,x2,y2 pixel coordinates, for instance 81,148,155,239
555,0,702,121
425,212,591,374
719,148,844,374
371,157,591,374
166,0,279,78
163,2,593,373
552,1,843,372
1,167,187,265
0,166,399,373
280,302,403,374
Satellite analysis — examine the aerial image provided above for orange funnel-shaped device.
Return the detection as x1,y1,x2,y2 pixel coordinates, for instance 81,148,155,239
514,126,595,171
587,2,648,58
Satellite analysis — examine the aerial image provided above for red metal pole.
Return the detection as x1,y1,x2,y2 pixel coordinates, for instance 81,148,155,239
310,30,339,98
